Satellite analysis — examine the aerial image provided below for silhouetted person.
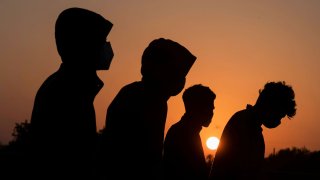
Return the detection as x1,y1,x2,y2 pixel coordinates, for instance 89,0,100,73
101,38,196,179
163,84,216,180
209,81,297,180
29,7,113,179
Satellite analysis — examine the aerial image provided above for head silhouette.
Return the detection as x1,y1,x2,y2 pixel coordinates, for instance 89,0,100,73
183,84,216,127
55,7,113,70
254,81,296,128
141,38,196,97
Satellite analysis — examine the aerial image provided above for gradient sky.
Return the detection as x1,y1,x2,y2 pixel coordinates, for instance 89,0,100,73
1,0,320,156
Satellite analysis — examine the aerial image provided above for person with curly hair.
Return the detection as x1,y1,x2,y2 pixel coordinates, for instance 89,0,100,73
210,81,297,180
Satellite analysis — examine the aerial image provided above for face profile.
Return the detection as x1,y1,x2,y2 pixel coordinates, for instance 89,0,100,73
201,104,214,127
55,7,113,70
255,81,296,129
182,84,216,127
262,110,286,128
96,41,114,70
141,38,196,97
164,77,186,97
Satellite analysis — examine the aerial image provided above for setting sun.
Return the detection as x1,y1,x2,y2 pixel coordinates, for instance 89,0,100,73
206,136,220,150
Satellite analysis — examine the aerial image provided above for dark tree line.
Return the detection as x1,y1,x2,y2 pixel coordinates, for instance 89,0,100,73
1,120,320,179
0,120,32,179
262,147,320,178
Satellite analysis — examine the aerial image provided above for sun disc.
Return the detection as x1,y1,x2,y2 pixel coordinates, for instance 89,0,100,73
206,136,220,150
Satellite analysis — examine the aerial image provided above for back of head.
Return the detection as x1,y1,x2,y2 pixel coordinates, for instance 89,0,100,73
255,81,296,118
55,7,113,63
183,84,216,112
141,38,196,80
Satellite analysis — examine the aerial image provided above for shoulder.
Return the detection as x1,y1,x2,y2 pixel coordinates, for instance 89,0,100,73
164,123,184,149
166,122,180,136
227,109,249,125
35,72,60,99
108,81,143,110
222,108,253,137
117,81,143,97
166,121,188,141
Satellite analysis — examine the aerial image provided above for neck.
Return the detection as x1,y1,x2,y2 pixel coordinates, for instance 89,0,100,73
181,113,203,132
251,105,264,126
61,62,97,75
141,79,170,101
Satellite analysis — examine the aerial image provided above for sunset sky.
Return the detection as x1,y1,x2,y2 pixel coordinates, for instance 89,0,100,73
1,0,320,156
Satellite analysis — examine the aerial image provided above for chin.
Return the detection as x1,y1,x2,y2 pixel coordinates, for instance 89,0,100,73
170,91,182,96
168,79,185,96
96,65,109,70
203,120,211,127
263,122,281,129
168,87,184,96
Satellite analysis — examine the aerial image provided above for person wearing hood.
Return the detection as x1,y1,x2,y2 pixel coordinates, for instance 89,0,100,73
29,7,114,179
101,38,196,179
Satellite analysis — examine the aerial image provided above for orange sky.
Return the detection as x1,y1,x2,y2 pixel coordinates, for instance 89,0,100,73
1,1,320,157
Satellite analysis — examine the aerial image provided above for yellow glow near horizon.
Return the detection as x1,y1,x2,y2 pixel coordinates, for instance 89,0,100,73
206,136,220,150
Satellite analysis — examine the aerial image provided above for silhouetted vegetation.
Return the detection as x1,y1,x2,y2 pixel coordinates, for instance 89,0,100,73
0,120,31,151
206,147,320,178
8,120,31,150
0,120,31,179
206,154,214,167
262,147,320,178
1,121,320,179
